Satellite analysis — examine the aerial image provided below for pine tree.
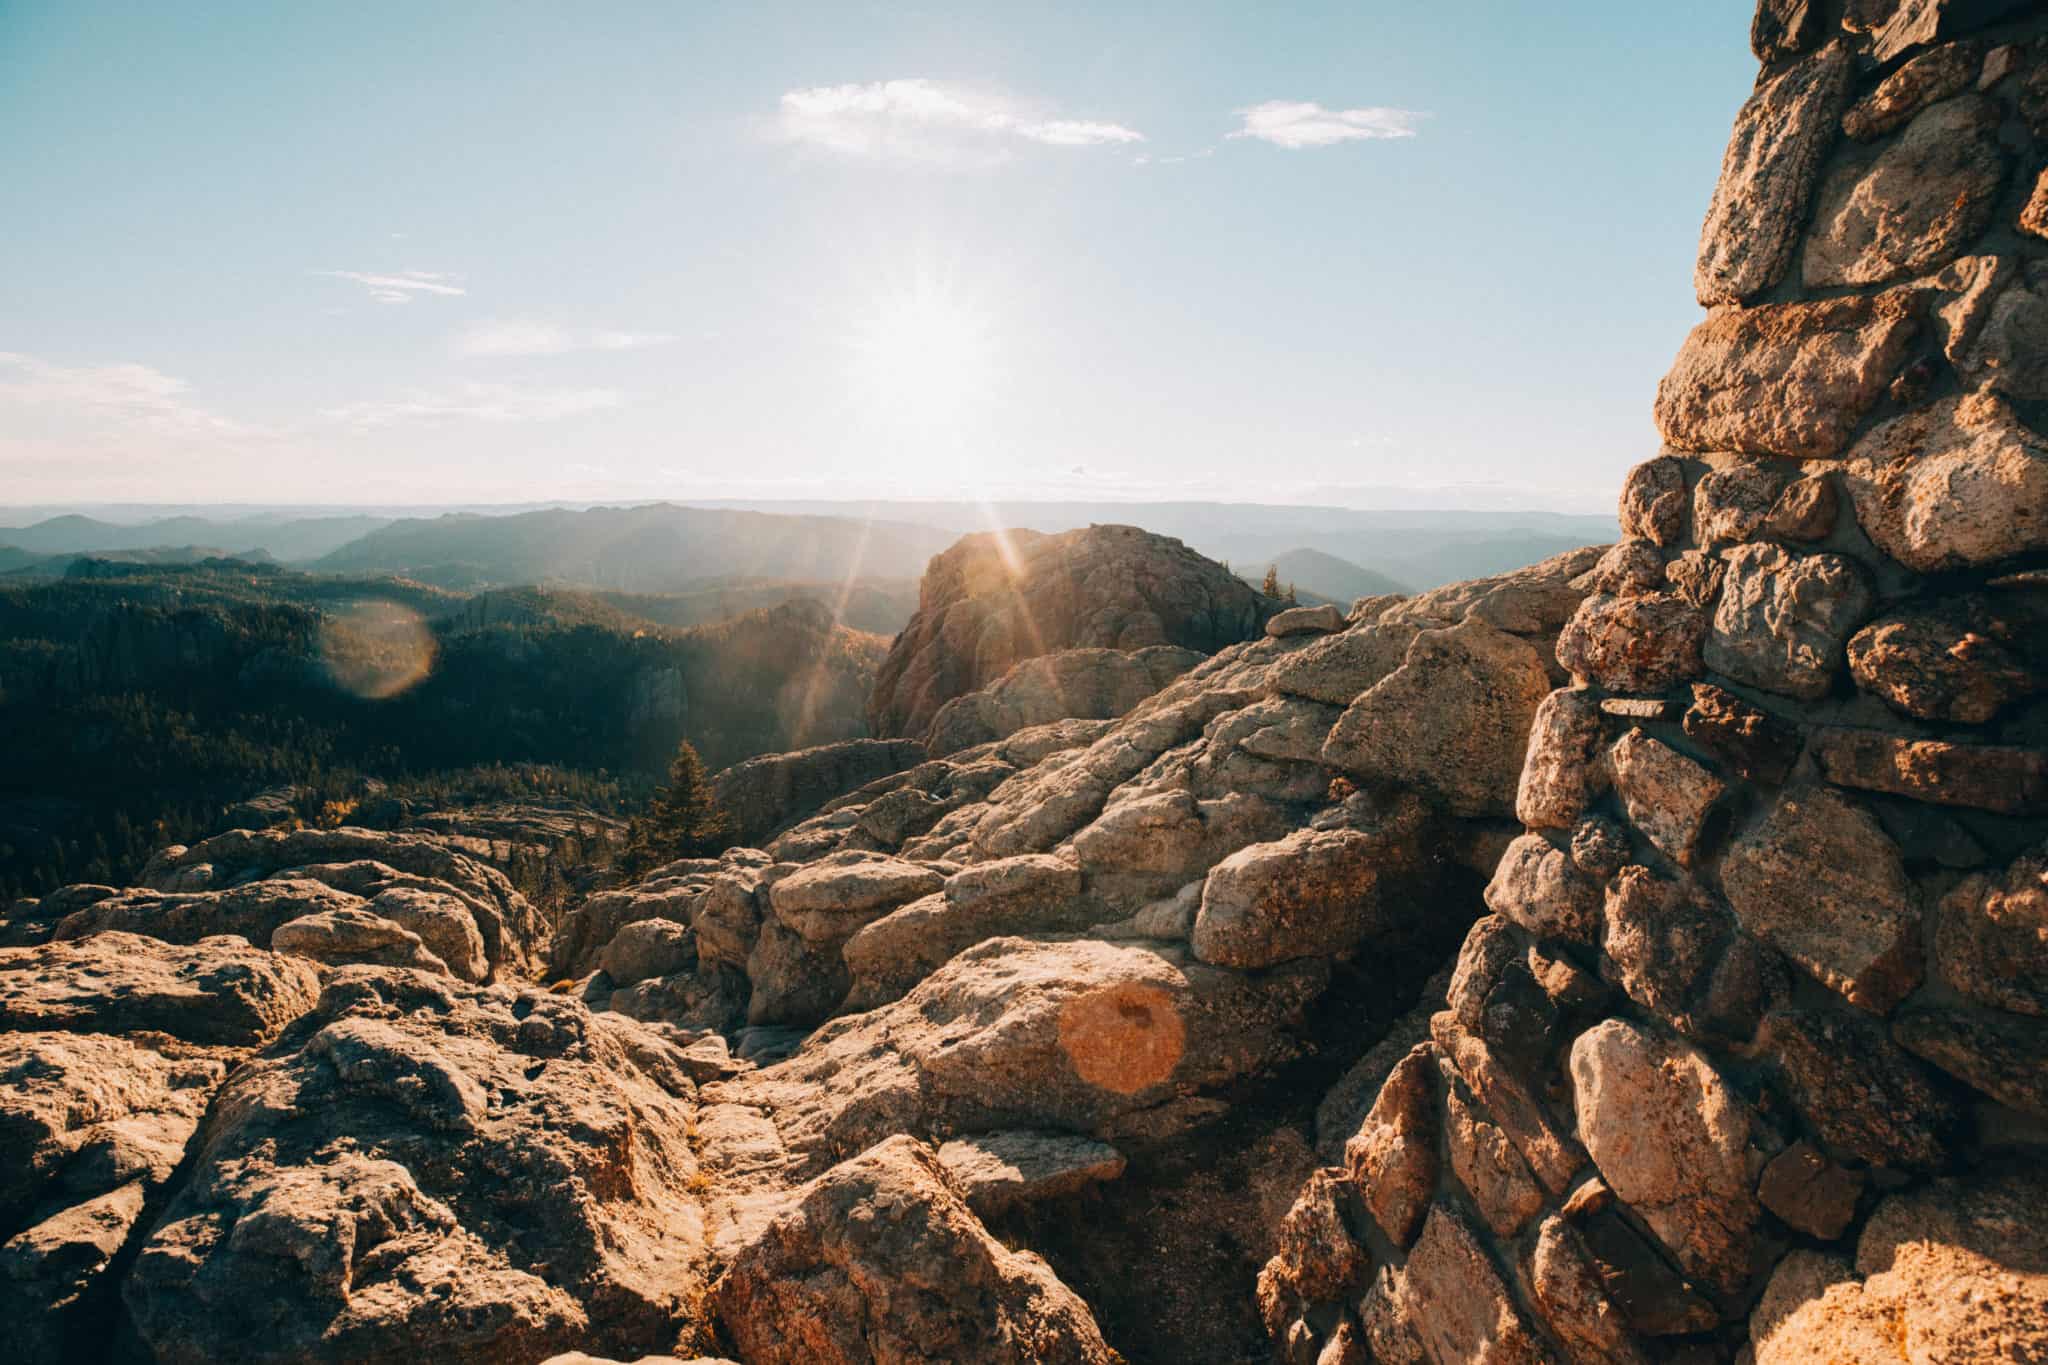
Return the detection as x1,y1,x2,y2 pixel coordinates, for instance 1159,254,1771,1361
1285,581,1298,605
1261,564,1281,598
620,739,730,875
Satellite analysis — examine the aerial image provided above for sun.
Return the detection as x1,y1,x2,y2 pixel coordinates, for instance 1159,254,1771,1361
850,277,995,427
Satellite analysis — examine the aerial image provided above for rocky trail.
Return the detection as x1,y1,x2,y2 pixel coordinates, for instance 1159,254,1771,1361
7,3,2048,1361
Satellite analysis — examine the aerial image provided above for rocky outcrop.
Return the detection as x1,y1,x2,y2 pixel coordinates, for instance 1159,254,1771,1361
124,967,717,1365
922,645,1205,757
1262,9,2048,1363
711,1135,1114,1364
708,738,928,848
0,934,322,1363
867,524,1271,741
52,826,545,983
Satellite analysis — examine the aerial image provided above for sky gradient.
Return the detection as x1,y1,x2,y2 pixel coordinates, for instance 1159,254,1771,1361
0,1,1756,510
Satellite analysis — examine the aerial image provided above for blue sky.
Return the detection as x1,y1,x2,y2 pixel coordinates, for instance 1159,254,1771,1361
0,1,1755,510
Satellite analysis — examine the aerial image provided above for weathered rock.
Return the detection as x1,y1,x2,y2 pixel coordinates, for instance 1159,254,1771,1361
1618,457,1689,547
1894,1003,2048,1117
1843,40,1981,139
1070,789,1293,909
0,933,323,1363
1764,471,1838,540
1321,617,1551,817
1433,1013,1584,1195
1342,1045,1439,1248
1440,1057,1545,1238
134,826,545,979
1365,1205,1554,1365
923,646,1206,757
365,887,490,981
1526,1215,1650,1365
1753,0,1824,64
600,917,697,988
1515,688,1607,830
1446,915,1603,1076
1569,1020,1762,1295
1566,1194,1721,1338
1694,464,1789,547
1662,549,1726,610
0,931,323,1047
270,905,448,974
1806,94,2006,288
729,937,1328,1166
708,736,933,843
1583,540,1667,597
934,1132,1126,1218
1722,787,1920,1013
1266,603,1346,638
1376,545,1603,636
1705,544,1871,701
1191,826,1413,969
1607,730,1727,866
1757,1007,1959,1169
713,1135,1113,1364
841,855,1094,1009
1847,593,2045,722
1656,292,1923,459
124,968,713,1365
1841,393,2048,571
1756,1140,1864,1240
1751,1170,2048,1364
1600,867,1728,1034
1696,42,1854,304
869,524,1269,740
1571,816,1632,879
1936,845,2048,1015
1812,726,2048,814
1255,1168,1370,1337
1681,682,1800,784
768,854,945,943
1486,832,1603,944
1267,623,1417,706
1557,593,1706,694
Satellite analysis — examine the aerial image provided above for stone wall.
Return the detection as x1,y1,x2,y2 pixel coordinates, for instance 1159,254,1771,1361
1260,4,2048,1361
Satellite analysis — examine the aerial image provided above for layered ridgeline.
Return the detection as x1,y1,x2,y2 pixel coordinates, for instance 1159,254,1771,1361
5,6,2048,1364
0,561,885,900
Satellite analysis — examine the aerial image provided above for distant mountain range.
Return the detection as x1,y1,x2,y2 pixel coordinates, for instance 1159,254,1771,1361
309,504,956,592
1239,548,1410,604
1,498,1619,611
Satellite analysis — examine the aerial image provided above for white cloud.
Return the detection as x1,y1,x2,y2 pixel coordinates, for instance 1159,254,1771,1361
1228,101,1424,149
775,79,1143,164
317,269,467,304
320,382,622,427
452,319,678,358
0,350,256,437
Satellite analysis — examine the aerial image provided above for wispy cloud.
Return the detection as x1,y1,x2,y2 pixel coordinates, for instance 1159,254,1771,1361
775,79,1143,164
452,319,678,358
320,382,622,428
0,350,256,437
1228,101,1424,149
317,269,467,304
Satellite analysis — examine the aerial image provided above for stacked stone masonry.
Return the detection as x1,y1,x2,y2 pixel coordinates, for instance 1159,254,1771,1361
1261,4,2048,1362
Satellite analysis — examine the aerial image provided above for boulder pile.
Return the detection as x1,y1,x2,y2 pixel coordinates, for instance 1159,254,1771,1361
1260,6,2048,1361
3,4,2047,1360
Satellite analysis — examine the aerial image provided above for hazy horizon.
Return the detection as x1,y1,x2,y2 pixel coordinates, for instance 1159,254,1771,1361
4,1,1751,508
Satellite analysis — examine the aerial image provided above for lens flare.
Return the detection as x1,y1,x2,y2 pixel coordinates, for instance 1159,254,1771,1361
319,600,436,700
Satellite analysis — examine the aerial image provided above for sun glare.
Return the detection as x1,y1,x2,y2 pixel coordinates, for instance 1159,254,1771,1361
850,278,995,427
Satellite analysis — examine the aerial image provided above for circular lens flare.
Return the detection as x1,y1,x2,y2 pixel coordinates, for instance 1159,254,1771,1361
319,599,436,700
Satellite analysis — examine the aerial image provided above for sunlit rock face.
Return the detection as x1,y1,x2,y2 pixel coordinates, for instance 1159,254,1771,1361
865,523,1273,741
11,7,2048,1364
1261,5,2048,1363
